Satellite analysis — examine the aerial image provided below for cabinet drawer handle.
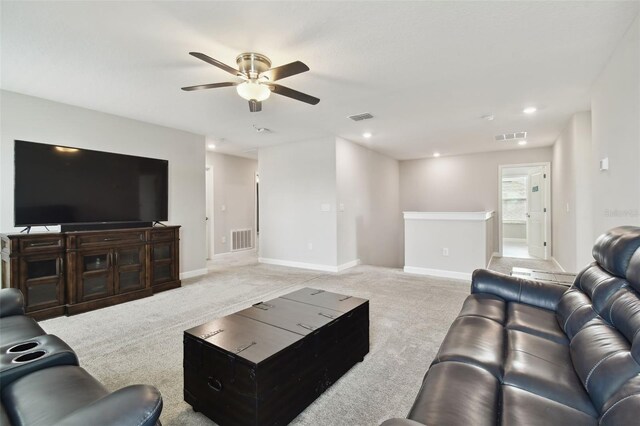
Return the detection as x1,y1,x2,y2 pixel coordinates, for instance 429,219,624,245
207,377,223,392
29,241,58,247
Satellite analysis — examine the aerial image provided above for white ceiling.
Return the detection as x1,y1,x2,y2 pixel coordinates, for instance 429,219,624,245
1,1,638,160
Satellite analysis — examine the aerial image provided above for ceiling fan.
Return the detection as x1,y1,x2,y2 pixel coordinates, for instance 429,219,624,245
182,52,320,112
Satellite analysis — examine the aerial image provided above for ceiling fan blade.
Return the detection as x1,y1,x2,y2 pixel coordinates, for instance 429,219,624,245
268,84,320,105
189,52,242,77
249,100,262,112
261,61,309,82
181,82,238,91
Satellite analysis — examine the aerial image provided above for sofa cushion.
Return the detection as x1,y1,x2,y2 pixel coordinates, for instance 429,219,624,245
501,385,597,426
457,293,505,324
598,374,640,426
504,330,596,416
407,361,500,426
592,226,640,281
0,289,25,318
0,403,10,426
434,316,504,379
627,249,640,290
0,316,45,347
2,365,108,426
576,265,627,313
506,302,568,344
556,287,597,339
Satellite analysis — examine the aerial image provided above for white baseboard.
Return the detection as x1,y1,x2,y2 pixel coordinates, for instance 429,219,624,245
403,266,471,281
337,259,361,272
211,248,256,258
550,257,566,272
258,257,360,273
180,268,208,280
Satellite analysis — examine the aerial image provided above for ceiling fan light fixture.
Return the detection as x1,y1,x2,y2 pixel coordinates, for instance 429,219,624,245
236,81,271,102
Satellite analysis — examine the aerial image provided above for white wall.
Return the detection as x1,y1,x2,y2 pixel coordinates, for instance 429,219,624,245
258,138,338,269
552,112,592,272
551,17,639,272
336,138,401,268
206,152,257,255
404,213,494,280
591,16,640,235
399,147,553,254
0,91,207,276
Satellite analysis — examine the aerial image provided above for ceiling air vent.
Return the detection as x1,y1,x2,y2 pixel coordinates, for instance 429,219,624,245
347,112,374,121
495,131,527,142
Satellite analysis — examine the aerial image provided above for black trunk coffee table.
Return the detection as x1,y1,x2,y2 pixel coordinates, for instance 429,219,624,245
183,288,369,426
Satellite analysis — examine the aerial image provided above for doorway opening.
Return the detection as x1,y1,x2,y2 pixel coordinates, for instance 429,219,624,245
498,163,551,259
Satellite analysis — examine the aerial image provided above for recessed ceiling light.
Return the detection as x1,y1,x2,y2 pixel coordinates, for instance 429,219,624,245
433,152,441,157
481,114,495,121
523,107,537,114
518,140,527,146
208,144,216,149
363,132,372,138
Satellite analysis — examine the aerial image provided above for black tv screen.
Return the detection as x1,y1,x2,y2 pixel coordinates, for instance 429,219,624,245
14,140,168,226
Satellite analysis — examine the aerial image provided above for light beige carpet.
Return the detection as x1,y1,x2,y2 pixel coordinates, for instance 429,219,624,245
41,262,470,425
487,255,565,275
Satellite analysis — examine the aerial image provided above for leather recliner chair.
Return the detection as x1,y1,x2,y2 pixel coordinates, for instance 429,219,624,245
382,226,640,425
0,288,163,426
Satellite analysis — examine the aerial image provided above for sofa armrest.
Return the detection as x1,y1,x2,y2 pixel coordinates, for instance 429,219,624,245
471,269,567,311
0,288,25,318
380,419,426,426
53,385,162,426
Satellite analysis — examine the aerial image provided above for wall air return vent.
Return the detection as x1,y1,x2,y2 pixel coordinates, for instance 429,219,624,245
495,131,527,141
231,228,253,251
347,112,374,121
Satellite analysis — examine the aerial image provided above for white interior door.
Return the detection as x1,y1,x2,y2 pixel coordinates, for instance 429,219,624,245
527,168,546,258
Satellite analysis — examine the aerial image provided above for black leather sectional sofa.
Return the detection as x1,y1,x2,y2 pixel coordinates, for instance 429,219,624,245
383,226,640,425
0,288,162,426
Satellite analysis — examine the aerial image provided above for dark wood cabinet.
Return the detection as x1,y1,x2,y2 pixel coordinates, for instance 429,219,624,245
75,247,114,302
1,234,66,320
1,226,180,319
149,227,180,292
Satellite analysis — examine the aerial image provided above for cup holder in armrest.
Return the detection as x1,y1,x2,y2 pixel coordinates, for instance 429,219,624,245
8,342,39,353
13,350,47,363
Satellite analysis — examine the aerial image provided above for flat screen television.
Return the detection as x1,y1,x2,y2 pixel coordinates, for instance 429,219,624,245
14,140,168,229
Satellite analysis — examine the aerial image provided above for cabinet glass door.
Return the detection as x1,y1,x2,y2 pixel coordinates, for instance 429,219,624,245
152,243,174,284
78,249,113,301
20,254,64,310
114,246,145,293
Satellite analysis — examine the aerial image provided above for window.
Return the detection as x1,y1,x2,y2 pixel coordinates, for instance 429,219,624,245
502,176,527,222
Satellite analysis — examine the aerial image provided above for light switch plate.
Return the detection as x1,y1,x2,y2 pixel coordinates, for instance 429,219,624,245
321,203,331,212
600,157,609,171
